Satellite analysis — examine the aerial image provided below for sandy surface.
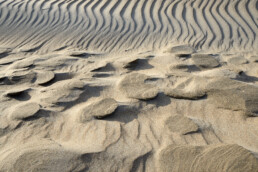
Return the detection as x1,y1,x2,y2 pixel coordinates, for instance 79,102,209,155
0,0,258,171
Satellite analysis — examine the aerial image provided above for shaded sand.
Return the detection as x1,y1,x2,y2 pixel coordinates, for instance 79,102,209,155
0,0,257,53
35,70,55,85
119,73,159,100
0,0,258,171
9,102,40,120
78,98,118,122
159,144,258,172
165,115,199,135
191,54,220,69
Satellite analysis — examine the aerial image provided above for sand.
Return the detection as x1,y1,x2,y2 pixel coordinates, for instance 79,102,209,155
0,0,257,171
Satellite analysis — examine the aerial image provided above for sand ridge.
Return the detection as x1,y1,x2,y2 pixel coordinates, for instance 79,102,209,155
0,0,257,53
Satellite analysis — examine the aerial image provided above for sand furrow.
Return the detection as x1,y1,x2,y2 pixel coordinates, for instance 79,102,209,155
98,0,123,46
187,1,203,47
200,0,216,49
99,0,128,51
247,0,258,28
207,0,224,49
183,1,194,44
228,0,250,48
164,1,174,37
235,0,256,47
179,0,191,43
171,0,183,40
90,0,114,47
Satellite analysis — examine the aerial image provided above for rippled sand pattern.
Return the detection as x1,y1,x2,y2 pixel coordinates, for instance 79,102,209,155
0,0,258,172
0,0,257,52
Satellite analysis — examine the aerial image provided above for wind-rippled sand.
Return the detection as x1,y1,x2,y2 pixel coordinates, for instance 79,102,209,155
0,0,257,171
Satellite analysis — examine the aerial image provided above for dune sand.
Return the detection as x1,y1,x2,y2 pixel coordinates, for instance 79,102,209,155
0,0,258,171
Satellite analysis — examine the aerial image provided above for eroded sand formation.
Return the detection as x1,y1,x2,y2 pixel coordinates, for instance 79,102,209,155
0,0,257,171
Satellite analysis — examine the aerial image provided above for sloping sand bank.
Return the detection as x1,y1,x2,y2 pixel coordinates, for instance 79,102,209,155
0,0,257,171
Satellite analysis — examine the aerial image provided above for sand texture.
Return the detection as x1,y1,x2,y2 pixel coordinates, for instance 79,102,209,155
0,0,258,171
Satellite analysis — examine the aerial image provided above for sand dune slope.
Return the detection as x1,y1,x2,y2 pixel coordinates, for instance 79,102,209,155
0,0,258,172
0,0,257,52
0,46,257,171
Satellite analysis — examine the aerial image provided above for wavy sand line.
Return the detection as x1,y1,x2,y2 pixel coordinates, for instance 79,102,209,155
0,0,257,52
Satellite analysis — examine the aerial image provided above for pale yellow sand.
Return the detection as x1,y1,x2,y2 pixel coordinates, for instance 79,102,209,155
0,0,258,172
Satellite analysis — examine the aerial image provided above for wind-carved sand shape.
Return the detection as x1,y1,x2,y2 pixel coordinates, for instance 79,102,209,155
165,88,206,100
165,115,199,135
0,143,87,171
250,56,258,63
0,0,257,170
194,68,240,78
123,58,153,71
119,73,159,100
68,51,97,58
35,70,55,85
166,45,196,57
17,44,43,53
0,48,11,58
91,63,115,72
0,56,25,65
41,79,85,104
228,56,248,65
79,98,118,123
169,64,191,72
9,102,40,120
164,77,206,100
159,144,258,172
167,76,258,117
6,70,36,85
206,78,258,117
4,87,29,97
192,54,220,69
8,59,34,69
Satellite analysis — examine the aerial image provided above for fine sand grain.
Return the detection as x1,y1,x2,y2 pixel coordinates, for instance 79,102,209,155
0,0,257,171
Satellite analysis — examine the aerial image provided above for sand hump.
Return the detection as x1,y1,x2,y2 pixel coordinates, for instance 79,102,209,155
9,102,40,120
192,54,220,69
206,78,258,117
79,98,118,122
159,144,258,172
119,73,159,100
165,115,199,135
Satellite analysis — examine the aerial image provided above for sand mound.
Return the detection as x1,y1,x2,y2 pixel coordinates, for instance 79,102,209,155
164,77,206,100
191,54,220,69
35,70,55,85
119,73,159,100
9,102,40,120
165,115,199,135
0,142,87,172
79,98,118,122
206,78,258,117
4,87,29,97
159,144,258,172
